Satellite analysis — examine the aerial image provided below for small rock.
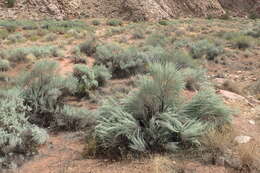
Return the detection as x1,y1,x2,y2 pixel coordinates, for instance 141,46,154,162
249,120,256,125
234,136,252,144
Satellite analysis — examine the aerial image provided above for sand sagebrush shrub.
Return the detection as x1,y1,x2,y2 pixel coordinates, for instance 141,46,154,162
3,46,62,62
73,64,98,96
18,60,79,128
190,40,223,60
0,59,10,71
93,65,112,86
231,35,253,49
94,62,232,156
145,33,168,47
94,44,147,78
107,19,122,26
182,68,208,91
0,88,48,168
7,33,25,43
79,37,98,56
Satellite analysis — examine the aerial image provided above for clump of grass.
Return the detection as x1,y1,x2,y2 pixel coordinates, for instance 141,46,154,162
219,13,230,20
107,19,122,26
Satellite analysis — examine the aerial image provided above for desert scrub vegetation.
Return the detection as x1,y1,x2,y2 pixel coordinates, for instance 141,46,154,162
231,35,253,50
94,43,147,78
190,39,223,60
0,88,48,168
0,59,10,72
92,20,101,26
0,46,62,62
107,19,123,26
73,64,111,97
0,29,9,39
16,60,94,130
6,0,16,8
89,62,232,157
145,33,169,47
6,33,26,43
79,36,98,56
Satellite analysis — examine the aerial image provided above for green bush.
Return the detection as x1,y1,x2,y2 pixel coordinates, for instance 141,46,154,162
94,62,232,156
132,28,145,39
107,19,122,26
2,46,62,62
18,60,78,127
94,44,147,78
43,33,58,42
7,33,25,43
6,0,16,8
0,29,9,39
0,59,10,71
79,37,98,56
145,33,168,47
190,40,223,60
231,35,252,50
92,20,101,26
245,26,260,38
73,64,98,96
93,65,112,86
182,68,208,91
158,20,170,26
0,88,48,168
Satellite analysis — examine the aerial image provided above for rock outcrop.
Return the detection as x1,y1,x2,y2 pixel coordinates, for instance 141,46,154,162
0,0,258,20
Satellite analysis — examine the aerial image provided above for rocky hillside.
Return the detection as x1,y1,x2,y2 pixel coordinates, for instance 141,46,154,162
0,0,259,20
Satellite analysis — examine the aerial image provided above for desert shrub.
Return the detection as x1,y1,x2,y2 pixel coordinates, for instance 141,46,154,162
71,46,87,64
93,65,112,86
132,28,145,39
190,40,223,60
107,19,122,26
79,37,98,56
41,20,87,33
231,35,252,49
17,60,78,127
92,20,101,26
0,29,9,39
245,26,260,38
6,0,16,8
219,13,230,20
0,59,10,72
158,20,170,26
7,33,25,43
145,33,168,47
182,68,208,91
73,64,98,97
3,46,61,62
180,88,232,127
94,62,232,156
0,88,48,168
43,33,58,42
94,44,147,78
249,12,260,20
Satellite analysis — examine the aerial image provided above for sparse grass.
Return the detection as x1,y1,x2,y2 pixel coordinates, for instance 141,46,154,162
158,20,170,26
92,20,101,26
7,33,25,43
132,28,145,39
0,29,9,39
145,33,168,47
231,35,253,50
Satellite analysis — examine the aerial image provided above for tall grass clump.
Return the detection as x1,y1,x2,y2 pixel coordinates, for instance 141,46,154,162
93,62,232,157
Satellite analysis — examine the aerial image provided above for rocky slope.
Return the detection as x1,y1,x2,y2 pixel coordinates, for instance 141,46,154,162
0,0,259,20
